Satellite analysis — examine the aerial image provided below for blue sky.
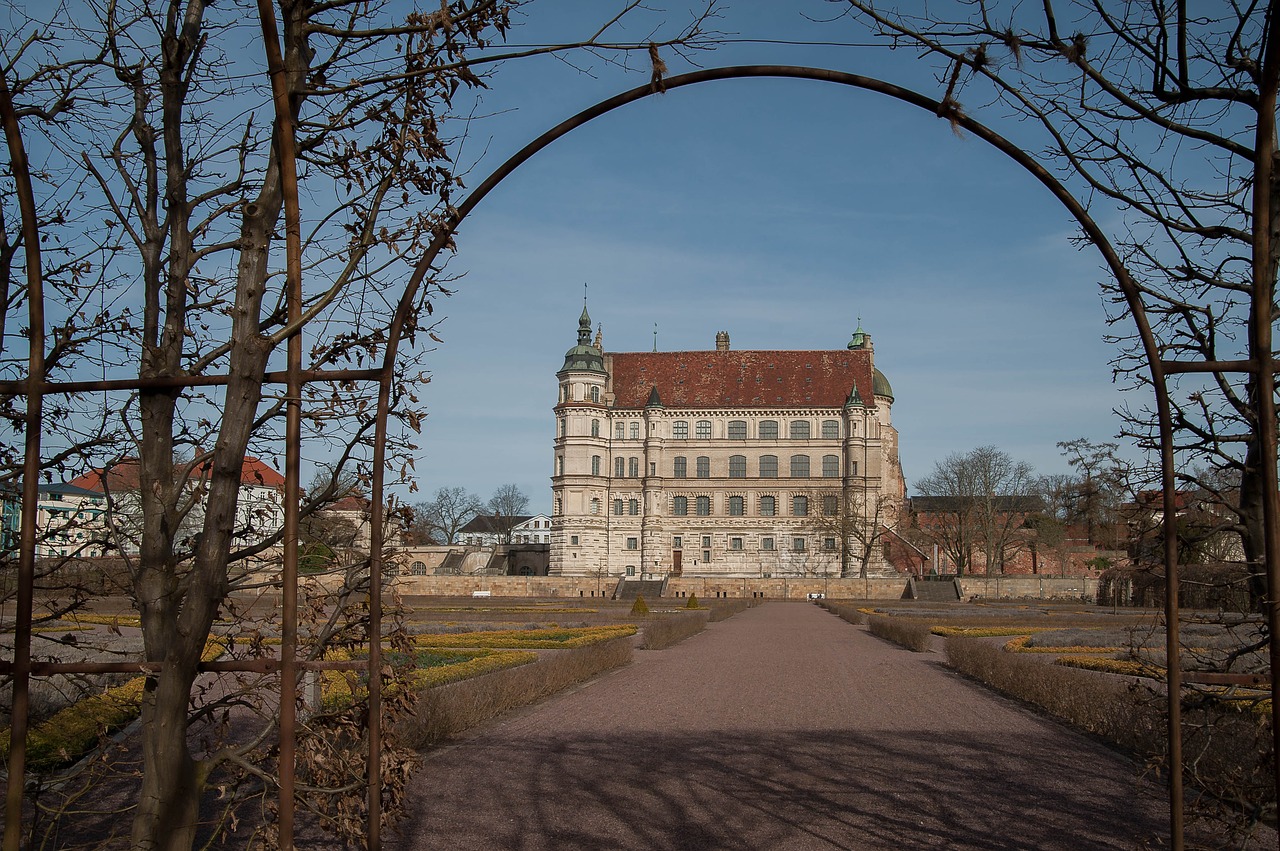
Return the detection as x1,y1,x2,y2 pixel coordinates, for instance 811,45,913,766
406,1,1135,512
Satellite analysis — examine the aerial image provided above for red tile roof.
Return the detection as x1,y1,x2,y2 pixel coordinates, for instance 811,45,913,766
69,456,285,492
606,350,876,410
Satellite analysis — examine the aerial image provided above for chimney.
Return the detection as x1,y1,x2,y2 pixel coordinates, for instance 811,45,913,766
715,331,730,352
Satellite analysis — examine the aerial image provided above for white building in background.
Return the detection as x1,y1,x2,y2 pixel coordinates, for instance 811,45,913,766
550,306,906,579
459,513,553,546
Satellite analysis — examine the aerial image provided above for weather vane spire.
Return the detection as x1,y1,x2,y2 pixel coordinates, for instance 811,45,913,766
653,323,658,352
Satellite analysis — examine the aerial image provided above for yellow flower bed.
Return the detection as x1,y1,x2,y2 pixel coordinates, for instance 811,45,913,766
321,647,537,709
1056,655,1165,679
412,624,637,649
0,637,226,771
67,614,143,629
1003,634,1123,654
933,626,1052,638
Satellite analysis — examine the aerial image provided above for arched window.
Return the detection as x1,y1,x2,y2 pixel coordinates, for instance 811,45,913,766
792,495,809,516
591,455,601,476
673,496,688,516
696,456,711,478
590,386,600,403
822,420,840,438
673,421,689,440
630,422,640,439
759,455,778,478
590,498,600,514
822,494,839,516
411,561,427,576
759,495,776,516
615,422,625,439
727,420,747,440
615,457,625,477
629,499,639,516
790,420,811,440
728,495,744,516
822,454,840,477
728,455,746,478
628,457,640,477
673,456,687,478
591,419,599,437
790,455,810,477
696,420,712,439
695,496,711,516
614,499,624,515
759,420,779,440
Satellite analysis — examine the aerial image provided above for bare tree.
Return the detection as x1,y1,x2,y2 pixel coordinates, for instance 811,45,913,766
412,485,483,545
487,482,530,545
0,1,718,847
831,0,1278,599
913,446,1036,575
808,488,892,579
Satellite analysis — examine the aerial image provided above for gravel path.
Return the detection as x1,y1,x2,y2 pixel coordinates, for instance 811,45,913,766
387,602,1270,850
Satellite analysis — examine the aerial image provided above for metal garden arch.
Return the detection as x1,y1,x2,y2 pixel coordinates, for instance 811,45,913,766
4,43,1277,849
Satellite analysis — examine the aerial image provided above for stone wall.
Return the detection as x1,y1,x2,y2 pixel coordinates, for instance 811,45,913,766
376,573,1098,602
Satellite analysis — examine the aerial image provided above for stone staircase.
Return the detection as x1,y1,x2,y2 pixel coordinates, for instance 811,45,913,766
613,577,667,601
904,576,961,602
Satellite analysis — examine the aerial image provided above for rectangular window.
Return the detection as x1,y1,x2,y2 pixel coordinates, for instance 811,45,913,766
560,419,566,437
615,457,625,478
629,499,639,516
728,495,744,516
793,495,809,516
823,455,840,477
696,496,711,516
762,536,775,551
823,537,837,552
696,457,710,478
673,536,682,548
626,565,636,576
628,457,640,477
850,460,858,476
823,495,839,516
571,535,579,545
793,537,806,552
614,499,624,515
696,420,712,439
759,420,779,440
728,421,747,440
630,422,640,440
790,455,810,477
673,421,689,440
702,535,711,547
759,495,776,516
592,419,600,437
728,455,747,478
673,496,688,516
626,537,638,550
790,421,811,440
650,462,656,476
673,456,687,477
731,537,743,550
759,455,778,478
822,420,840,439
592,455,601,476
703,550,711,562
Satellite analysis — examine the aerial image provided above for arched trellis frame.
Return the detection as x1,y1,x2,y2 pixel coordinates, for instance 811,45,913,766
1,38,1276,851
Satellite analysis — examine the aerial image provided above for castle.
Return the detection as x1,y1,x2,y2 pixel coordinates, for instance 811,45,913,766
550,306,905,579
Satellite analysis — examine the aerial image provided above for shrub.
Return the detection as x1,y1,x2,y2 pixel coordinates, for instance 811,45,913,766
867,615,933,652
706,598,751,621
685,594,700,609
820,601,865,626
400,636,633,748
631,595,649,615
409,624,636,649
642,610,709,650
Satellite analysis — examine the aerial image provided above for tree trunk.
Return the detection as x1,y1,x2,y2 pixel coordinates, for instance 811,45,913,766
131,660,203,850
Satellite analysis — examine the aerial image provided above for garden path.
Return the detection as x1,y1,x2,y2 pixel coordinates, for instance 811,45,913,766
387,601,1271,850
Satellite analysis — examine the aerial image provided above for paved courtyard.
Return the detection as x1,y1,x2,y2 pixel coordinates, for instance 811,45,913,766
388,602,1269,850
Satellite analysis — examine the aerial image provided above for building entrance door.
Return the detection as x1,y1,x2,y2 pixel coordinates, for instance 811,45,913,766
672,549,683,576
